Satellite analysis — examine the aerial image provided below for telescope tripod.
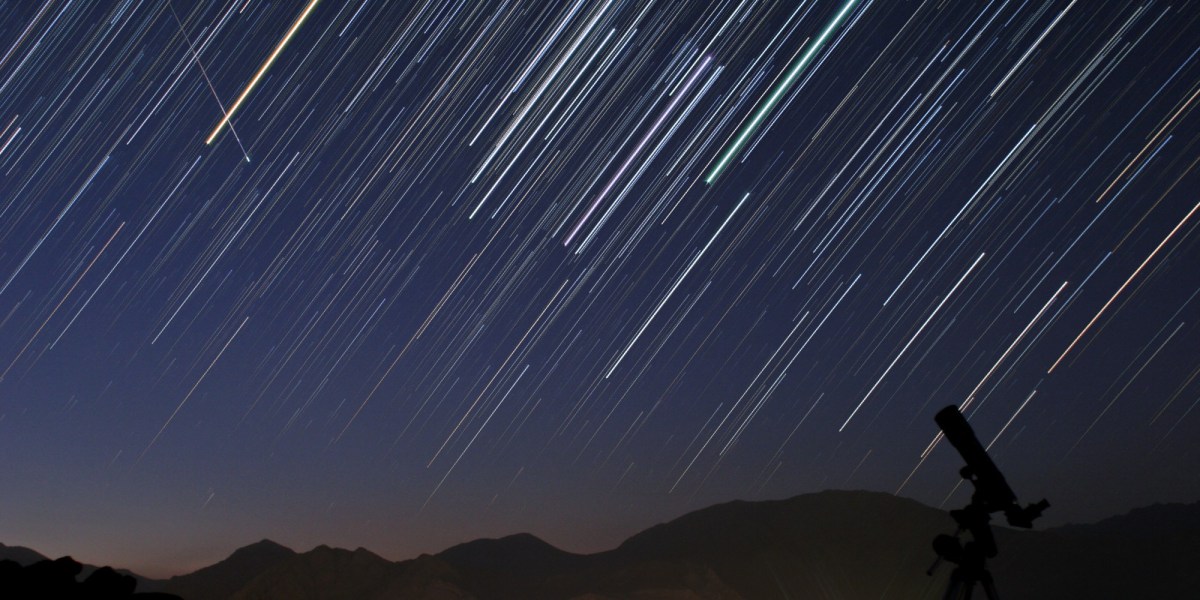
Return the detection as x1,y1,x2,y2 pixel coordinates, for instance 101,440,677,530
943,568,999,600
928,503,1002,600
932,535,999,600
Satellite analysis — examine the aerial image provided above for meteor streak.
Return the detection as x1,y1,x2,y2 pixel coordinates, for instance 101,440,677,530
169,1,250,161
205,0,321,145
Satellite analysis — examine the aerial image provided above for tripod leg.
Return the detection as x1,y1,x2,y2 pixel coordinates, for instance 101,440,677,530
942,576,962,600
940,576,969,600
980,578,1000,600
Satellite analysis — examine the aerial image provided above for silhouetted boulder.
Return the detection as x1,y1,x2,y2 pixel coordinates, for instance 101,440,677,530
82,566,137,596
0,555,180,599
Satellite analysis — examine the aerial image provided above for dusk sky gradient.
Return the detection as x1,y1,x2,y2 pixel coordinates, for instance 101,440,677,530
1,0,1198,578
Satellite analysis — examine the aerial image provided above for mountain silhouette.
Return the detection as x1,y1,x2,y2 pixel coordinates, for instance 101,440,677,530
226,545,470,600
0,542,50,566
599,490,948,599
9,490,1199,599
147,539,296,600
990,501,1200,599
434,533,586,599
438,533,586,575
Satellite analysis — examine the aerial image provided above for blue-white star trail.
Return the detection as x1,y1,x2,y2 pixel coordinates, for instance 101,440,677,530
0,0,1198,577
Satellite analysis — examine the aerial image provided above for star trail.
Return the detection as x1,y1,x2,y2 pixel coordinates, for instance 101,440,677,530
0,0,1198,577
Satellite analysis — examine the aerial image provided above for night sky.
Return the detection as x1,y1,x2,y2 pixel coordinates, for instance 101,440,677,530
1,0,1198,578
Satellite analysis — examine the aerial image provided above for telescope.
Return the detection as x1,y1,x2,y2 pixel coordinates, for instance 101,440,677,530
935,406,1049,528
928,405,1048,599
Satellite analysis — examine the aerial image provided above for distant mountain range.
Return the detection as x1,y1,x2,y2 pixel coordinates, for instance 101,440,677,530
4,490,1197,599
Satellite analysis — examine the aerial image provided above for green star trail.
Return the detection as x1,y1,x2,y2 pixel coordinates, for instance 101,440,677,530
705,0,863,183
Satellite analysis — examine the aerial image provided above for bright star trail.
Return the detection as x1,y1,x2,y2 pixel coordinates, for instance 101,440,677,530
705,0,863,183
0,0,1198,578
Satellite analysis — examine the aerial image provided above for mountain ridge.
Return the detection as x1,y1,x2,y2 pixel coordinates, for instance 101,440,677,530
8,490,1198,599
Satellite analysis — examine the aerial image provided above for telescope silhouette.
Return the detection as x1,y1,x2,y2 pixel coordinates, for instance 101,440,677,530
928,405,1049,599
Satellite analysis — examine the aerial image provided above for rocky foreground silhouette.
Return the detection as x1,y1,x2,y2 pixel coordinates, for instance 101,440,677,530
0,554,181,599
5,490,1199,599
